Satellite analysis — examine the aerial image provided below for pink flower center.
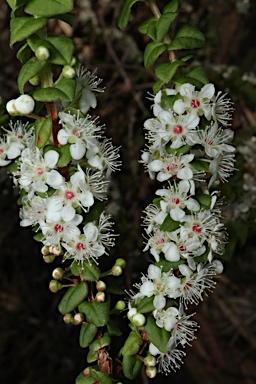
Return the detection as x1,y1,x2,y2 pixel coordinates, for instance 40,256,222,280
166,163,178,173
65,190,75,200
36,166,44,176
184,281,192,290
179,244,185,252
173,125,183,134
0,148,4,154
206,139,213,145
76,242,85,250
191,99,200,108
173,198,180,205
72,129,81,137
54,224,64,233
18,135,23,139
192,224,202,233
156,238,165,245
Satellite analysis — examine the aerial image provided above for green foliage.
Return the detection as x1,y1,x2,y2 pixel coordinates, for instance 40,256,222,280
144,41,167,68
155,258,186,272
79,323,98,348
160,215,180,232
121,330,143,356
156,12,177,42
118,0,141,30
136,296,155,313
163,0,179,13
34,117,52,148
75,372,95,384
168,23,205,50
78,298,110,327
143,316,169,353
122,355,144,380
24,0,73,17
58,281,89,315
10,17,47,46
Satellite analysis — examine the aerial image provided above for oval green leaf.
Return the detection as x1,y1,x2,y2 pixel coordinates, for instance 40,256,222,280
25,0,72,17
58,281,88,315
78,298,110,327
10,17,47,47
144,41,167,68
121,330,143,356
122,355,143,380
79,323,97,348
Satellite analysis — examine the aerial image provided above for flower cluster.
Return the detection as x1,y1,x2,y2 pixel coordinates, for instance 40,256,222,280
3,68,121,265
127,82,235,376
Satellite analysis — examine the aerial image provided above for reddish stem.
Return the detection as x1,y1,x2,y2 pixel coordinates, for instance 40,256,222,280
46,101,60,147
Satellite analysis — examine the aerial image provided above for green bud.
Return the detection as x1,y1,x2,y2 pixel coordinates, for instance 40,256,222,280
115,300,126,311
96,280,106,291
70,57,76,66
43,254,55,263
63,313,74,324
83,368,90,377
41,245,49,256
112,265,122,276
95,291,105,302
73,312,84,325
115,258,126,268
49,280,62,293
145,366,157,378
62,65,76,79
49,245,63,256
35,46,50,61
52,267,64,280
144,355,156,367
131,313,146,327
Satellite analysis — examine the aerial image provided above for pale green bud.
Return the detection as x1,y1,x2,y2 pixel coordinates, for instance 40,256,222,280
144,355,156,367
127,307,137,320
115,300,126,311
115,258,126,268
41,245,49,256
14,94,35,115
49,245,63,256
63,313,74,324
83,368,90,377
145,366,157,378
49,280,62,293
95,291,105,302
6,99,18,116
96,280,106,291
112,265,122,276
35,46,50,61
43,254,55,263
73,313,84,325
131,313,146,327
62,65,76,79
52,267,64,280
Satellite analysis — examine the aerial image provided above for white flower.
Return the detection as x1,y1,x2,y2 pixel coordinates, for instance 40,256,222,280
4,121,34,160
137,265,181,310
0,136,12,166
19,195,48,227
211,91,234,127
173,83,215,120
143,229,171,262
58,112,101,160
209,151,236,187
76,66,104,114
15,147,64,197
86,138,121,176
62,221,105,262
143,203,166,233
152,88,177,118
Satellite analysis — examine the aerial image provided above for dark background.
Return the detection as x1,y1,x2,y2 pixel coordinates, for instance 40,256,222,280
0,1,256,383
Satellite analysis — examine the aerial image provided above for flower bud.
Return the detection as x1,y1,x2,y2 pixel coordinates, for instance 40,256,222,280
43,254,55,263
49,245,63,256
83,368,90,377
96,280,106,291
213,259,224,274
35,46,50,61
41,245,49,256
131,313,146,327
95,291,105,302
14,94,35,115
115,258,126,268
145,366,157,379
144,355,156,367
52,267,64,280
127,307,137,320
29,75,40,86
62,65,76,79
49,280,62,293
6,99,18,116
73,312,84,325
111,265,122,276
63,313,74,324
115,300,126,311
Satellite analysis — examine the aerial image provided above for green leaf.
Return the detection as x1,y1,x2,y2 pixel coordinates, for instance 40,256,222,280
174,76,204,89
143,316,169,353
78,298,110,327
56,144,72,167
190,159,209,172
89,368,114,384
75,372,95,384
156,12,177,42
121,331,143,356
107,321,122,336
33,87,70,102
153,79,164,94
155,60,186,83
89,332,111,352
25,0,73,17
138,17,157,41
34,117,52,149
33,232,44,242
17,43,31,63
18,57,46,93
58,281,89,315
118,0,140,30
196,193,212,210
56,12,75,26
163,0,179,13
6,0,15,9
186,66,209,85
83,201,105,225
54,77,76,100
47,36,75,65
122,355,143,380
160,215,180,232
80,259,101,282
155,258,185,272
144,41,167,68
168,23,205,50
136,296,155,313
79,323,97,348
165,143,191,155
7,160,19,173
10,17,47,46
87,350,98,363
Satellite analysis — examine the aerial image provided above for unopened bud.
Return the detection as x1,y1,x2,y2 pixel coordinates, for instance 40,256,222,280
62,65,76,79
63,313,74,324
145,366,157,379
83,368,90,377
144,355,156,367
73,312,84,325
115,300,126,311
14,94,35,115
6,99,18,116
127,307,137,320
70,57,76,66
112,265,122,276
131,313,146,327
35,46,50,61
115,258,126,269
41,245,49,256
52,267,64,280
43,254,55,263
95,291,105,302
213,259,224,274
96,280,106,291
29,75,40,86
49,279,62,293
49,245,63,256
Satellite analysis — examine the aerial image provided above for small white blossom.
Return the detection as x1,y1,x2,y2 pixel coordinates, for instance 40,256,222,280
76,66,104,114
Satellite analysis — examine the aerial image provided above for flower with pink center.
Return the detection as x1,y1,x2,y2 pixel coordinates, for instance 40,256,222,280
15,147,64,198
143,229,170,262
58,112,101,160
19,195,49,227
4,121,34,160
173,83,215,120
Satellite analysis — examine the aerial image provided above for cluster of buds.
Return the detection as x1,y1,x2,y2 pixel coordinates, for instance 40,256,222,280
126,82,235,376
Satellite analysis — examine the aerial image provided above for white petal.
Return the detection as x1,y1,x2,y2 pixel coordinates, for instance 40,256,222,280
83,222,98,241
57,129,69,145
44,150,59,168
163,242,180,262
70,142,85,160
177,166,193,180
149,343,160,356
170,206,185,222
140,281,155,297
179,83,195,97
185,198,200,212
148,264,161,280
153,294,166,310
148,160,163,172
80,190,94,207
179,264,192,277
62,206,76,222
46,170,64,189
88,154,103,170
200,83,215,99
173,99,187,115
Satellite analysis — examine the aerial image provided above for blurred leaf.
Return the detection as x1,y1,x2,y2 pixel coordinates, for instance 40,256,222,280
155,258,185,272
160,215,180,232
163,0,179,13
34,117,52,148
75,372,95,384
118,0,140,30
136,296,155,313
168,23,205,50
89,332,111,352
79,298,110,327
25,0,72,17
155,60,186,83
10,17,47,46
